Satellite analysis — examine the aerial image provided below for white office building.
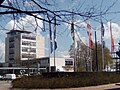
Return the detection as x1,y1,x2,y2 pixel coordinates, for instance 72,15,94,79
5,30,45,64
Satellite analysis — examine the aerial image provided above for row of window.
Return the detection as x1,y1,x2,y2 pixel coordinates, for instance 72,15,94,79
22,35,36,40
22,54,36,58
65,61,73,65
22,41,36,46
22,47,36,53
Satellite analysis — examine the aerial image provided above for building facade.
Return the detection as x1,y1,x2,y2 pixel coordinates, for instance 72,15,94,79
5,30,45,64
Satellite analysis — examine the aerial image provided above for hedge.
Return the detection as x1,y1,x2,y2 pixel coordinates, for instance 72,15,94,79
12,72,120,89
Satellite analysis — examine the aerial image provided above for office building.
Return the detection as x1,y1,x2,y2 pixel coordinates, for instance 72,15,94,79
5,30,45,64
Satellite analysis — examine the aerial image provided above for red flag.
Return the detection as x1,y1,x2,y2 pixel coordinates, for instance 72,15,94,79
87,19,93,48
111,35,114,51
110,21,114,52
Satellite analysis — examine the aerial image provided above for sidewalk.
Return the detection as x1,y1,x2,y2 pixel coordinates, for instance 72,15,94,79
10,83,120,90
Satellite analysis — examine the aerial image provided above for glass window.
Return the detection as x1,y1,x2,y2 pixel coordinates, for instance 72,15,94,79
22,35,36,40
9,48,14,54
65,61,73,65
22,41,36,46
22,53,36,58
9,42,14,48
9,37,14,42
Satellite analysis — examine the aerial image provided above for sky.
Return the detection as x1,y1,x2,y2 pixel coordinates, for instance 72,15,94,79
1,0,120,62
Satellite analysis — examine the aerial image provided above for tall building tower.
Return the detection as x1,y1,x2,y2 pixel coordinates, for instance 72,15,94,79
5,30,45,64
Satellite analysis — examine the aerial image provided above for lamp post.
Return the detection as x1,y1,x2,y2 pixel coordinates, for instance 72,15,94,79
27,44,30,76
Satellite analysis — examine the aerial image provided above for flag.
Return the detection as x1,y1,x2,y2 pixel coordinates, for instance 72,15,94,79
54,16,57,50
50,41,53,53
101,21,105,37
86,19,93,48
49,21,53,53
71,22,75,40
110,21,114,52
101,20,105,48
111,35,114,51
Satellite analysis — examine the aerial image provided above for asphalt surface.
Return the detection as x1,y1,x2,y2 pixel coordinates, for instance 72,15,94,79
1,81,120,90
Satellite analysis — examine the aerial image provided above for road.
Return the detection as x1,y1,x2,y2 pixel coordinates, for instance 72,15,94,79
0,81,12,90
1,81,120,90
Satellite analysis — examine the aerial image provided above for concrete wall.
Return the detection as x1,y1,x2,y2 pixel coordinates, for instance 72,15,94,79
36,35,45,58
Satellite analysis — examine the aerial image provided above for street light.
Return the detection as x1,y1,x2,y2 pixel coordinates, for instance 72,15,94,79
27,44,31,76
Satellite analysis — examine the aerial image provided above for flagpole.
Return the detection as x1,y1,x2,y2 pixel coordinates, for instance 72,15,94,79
47,16,53,72
101,19,105,71
71,10,76,72
54,16,57,72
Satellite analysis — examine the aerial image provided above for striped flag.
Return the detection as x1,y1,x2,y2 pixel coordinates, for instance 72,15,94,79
110,21,114,52
54,16,57,50
86,18,93,48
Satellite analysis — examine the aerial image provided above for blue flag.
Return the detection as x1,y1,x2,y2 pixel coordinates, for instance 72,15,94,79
101,22,105,37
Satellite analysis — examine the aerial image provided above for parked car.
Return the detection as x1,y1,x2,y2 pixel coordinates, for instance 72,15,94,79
4,74,16,80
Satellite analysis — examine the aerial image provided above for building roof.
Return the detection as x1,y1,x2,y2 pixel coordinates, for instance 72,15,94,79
7,30,32,34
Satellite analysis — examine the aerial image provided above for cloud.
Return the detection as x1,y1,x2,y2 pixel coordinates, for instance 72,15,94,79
5,15,43,35
57,50,70,58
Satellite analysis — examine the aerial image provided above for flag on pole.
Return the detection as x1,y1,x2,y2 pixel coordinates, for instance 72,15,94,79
101,20,105,48
86,18,93,48
110,21,114,52
111,35,114,51
101,21,105,37
71,22,75,40
54,16,57,50
49,21,53,53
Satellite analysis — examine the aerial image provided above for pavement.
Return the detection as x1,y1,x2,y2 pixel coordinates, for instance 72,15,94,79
1,81,120,90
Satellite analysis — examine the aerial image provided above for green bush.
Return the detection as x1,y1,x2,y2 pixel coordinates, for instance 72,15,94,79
12,72,120,89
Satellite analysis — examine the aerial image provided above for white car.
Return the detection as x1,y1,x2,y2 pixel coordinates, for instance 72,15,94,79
4,74,16,80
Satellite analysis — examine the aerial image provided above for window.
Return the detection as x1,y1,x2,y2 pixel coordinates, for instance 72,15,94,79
9,43,14,48
9,58,14,61
22,47,36,53
22,47,28,52
22,53,36,58
9,37,14,42
9,48,14,54
65,61,73,65
22,41,36,46
22,35,36,40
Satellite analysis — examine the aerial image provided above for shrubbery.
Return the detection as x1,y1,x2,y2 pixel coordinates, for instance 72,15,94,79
12,72,120,89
